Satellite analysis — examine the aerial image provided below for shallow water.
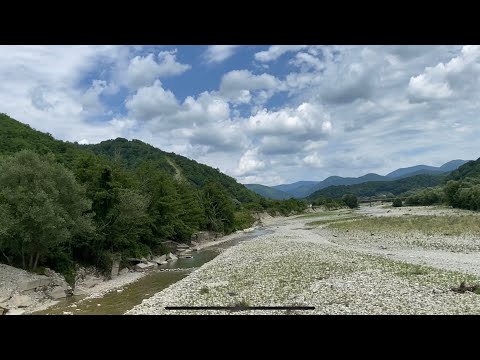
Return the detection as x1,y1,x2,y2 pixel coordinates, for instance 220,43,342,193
34,228,273,315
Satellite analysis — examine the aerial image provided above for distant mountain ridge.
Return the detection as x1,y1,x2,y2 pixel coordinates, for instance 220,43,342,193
244,184,291,200
245,159,470,199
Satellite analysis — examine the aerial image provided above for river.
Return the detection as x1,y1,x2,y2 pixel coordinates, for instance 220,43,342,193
34,227,273,315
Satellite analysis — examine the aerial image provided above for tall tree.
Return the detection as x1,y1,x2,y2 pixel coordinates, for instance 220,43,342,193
0,150,94,270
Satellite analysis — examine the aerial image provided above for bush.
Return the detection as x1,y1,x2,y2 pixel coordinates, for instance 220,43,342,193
342,194,358,209
392,198,403,207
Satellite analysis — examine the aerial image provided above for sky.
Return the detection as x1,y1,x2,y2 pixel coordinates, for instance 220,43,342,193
1,44,479,186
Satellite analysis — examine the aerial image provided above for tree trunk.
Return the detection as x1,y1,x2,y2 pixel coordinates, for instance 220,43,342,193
0,248,11,264
22,251,25,269
29,253,33,270
33,252,40,271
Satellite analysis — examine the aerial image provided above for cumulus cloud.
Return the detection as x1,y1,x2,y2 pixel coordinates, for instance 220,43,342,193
203,45,241,63
235,148,266,176
219,70,282,104
289,52,325,72
126,81,230,133
246,102,332,140
126,50,191,89
3,45,480,186
408,45,480,103
254,45,308,62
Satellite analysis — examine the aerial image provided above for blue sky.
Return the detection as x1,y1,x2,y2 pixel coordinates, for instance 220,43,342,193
0,45,478,185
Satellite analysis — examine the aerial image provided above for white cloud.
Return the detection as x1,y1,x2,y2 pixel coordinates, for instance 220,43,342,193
254,45,308,62
3,45,480,186
219,70,282,104
246,102,332,139
126,80,179,121
203,45,241,63
126,50,191,89
302,153,324,168
408,45,480,103
289,52,325,72
235,148,266,176
126,82,230,132
80,80,108,114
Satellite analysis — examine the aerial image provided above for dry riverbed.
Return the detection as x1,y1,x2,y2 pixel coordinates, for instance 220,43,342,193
128,204,480,315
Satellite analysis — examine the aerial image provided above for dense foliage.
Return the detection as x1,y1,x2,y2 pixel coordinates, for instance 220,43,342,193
0,113,307,280
308,174,444,200
342,194,359,209
392,198,403,207
244,184,291,200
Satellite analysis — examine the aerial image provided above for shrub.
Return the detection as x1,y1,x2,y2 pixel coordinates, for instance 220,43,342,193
392,198,403,207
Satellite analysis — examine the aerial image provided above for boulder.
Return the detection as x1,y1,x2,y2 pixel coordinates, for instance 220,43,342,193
49,287,67,300
82,276,103,289
72,288,86,296
111,260,121,278
11,295,34,308
119,267,130,276
177,243,189,249
152,255,167,265
134,262,157,272
166,253,178,261
6,309,25,315
160,261,168,265
140,257,148,264
18,277,52,292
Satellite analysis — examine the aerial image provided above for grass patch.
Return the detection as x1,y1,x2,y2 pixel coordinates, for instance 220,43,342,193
297,210,352,219
306,215,365,227
395,264,430,277
326,215,480,236
199,286,209,295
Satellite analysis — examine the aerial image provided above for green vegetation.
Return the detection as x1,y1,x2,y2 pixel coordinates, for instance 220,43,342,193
244,183,291,200
405,188,444,206
0,151,94,275
401,158,480,211
327,215,480,236
342,194,359,209
392,198,403,207
306,215,364,227
0,113,307,280
308,174,444,200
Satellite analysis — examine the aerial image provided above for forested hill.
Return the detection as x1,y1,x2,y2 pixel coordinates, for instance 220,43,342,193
307,174,445,200
244,184,292,200
0,113,259,204
83,138,260,203
447,158,480,181
0,113,84,163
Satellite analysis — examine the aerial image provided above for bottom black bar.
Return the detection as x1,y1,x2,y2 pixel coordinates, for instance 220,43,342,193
165,306,315,310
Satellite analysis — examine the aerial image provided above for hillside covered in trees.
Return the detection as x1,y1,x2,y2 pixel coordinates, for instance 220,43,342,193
0,113,306,282
307,174,445,200
404,158,480,210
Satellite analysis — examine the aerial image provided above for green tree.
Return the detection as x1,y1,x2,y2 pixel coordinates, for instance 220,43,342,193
342,194,359,209
0,150,94,270
202,181,235,234
444,180,461,207
392,198,403,207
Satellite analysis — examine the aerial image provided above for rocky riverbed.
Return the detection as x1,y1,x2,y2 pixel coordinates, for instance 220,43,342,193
127,205,480,315
0,216,279,315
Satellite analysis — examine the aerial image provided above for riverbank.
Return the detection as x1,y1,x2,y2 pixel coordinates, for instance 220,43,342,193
127,205,480,315
0,214,289,315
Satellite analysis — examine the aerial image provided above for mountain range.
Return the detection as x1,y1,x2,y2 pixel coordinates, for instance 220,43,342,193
245,160,470,199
